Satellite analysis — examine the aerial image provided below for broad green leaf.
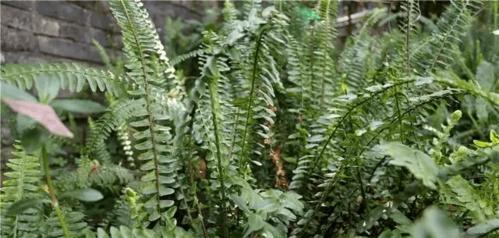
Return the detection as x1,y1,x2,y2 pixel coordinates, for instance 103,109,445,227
378,230,402,238
263,222,286,238
35,75,60,103
51,99,106,114
97,228,110,238
62,188,104,202
16,114,37,134
0,82,37,102
390,208,412,225
376,142,439,189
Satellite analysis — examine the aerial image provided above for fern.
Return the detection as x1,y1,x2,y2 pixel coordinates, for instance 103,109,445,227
1,0,497,237
109,0,186,223
0,143,43,237
0,63,122,95
417,0,482,73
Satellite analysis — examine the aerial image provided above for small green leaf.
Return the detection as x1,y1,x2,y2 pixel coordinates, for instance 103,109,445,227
489,130,498,143
473,140,491,148
62,188,104,202
51,99,106,114
450,110,462,123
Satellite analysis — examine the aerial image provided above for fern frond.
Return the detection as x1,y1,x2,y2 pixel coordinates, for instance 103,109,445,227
235,8,288,177
108,0,181,94
172,49,204,66
0,143,43,237
43,209,90,238
400,0,421,75
96,226,157,238
0,63,122,95
434,72,499,105
294,89,458,237
109,0,187,222
312,0,338,108
87,98,145,164
417,0,482,73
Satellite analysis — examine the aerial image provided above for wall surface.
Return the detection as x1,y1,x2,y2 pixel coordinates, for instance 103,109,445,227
0,0,208,65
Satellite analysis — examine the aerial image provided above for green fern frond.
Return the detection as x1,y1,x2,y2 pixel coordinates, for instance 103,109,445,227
42,209,90,238
0,143,43,238
0,63,122,95
87,98,145,164
400,0,421,75
418,0,482,73
109,0,188,223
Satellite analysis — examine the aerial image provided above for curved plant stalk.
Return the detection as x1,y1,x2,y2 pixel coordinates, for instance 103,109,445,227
311,79,417,172
301,91,458,235
41,146,71,238
239,27,268,170
208,74,229,238
113,0,165,217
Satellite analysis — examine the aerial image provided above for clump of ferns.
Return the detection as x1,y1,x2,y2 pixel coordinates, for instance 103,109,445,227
292,0,486,234
1,0,498,237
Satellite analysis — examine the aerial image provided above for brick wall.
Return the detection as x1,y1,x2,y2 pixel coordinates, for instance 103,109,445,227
0,0,210,65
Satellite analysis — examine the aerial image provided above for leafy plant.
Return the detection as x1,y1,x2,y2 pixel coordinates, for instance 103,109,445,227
1,0,498,237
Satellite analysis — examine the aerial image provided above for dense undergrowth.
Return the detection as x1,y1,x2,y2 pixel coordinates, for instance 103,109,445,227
0,0,498,237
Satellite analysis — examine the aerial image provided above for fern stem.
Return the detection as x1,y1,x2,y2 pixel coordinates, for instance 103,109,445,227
427,5,467,73
311,80,415,172
41,146,71,238
228,107,241,160
404,0,412,76
303,92,456,234
118,0,163,216
185,104,209,238
239,28,267,169
208,75,229,238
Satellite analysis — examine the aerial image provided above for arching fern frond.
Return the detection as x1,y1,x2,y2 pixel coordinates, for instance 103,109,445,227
109,0,187,223
417,0,482,74
87,98,146,164
0,63,122,95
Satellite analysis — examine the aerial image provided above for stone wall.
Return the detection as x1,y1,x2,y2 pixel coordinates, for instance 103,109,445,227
0,0,209,65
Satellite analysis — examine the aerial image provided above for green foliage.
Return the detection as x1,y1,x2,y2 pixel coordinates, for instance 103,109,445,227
0,143,43,237
1,0,498,237
0,63,122,96
376,142,439,189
